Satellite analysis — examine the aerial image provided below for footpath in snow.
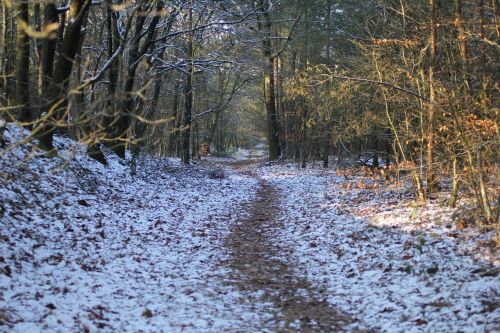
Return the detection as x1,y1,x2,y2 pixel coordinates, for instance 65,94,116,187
1,126,499,332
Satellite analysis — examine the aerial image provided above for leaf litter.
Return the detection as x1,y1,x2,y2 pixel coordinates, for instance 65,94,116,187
1,124,499,332
252,161,499,333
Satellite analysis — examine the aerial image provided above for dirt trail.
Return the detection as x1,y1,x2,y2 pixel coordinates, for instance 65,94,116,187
223,161,360,332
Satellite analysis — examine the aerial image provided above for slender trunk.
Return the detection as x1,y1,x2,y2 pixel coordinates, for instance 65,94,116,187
100,0,120,141
132,49,165,158
455,0,470,93
449,155,460,207
326,0,332,61
141,72,163,140
266,55,281,159
34,3,42,80
322,139,329,168
56,9,66,51
216,111,224,152
373,133,379,168
168,78,181,155
3,2,16,101
181,2,194,164
0,0,8,98
191,121,200,160
40,0,58,95
16,0,31,125
478,0,490,112
477,149,493,222
207,110,222,147
82,40,106,166
107,2,119,97
277,56,286,155
181,41,194,164
427,0,438,193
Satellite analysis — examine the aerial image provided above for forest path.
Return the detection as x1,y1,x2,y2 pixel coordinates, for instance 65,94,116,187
222,160,358,332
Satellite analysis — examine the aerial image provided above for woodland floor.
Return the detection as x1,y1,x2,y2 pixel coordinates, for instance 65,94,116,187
0,125,499,333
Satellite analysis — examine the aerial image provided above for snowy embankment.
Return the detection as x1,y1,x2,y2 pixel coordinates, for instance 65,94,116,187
0,125,274,332
258,163,499,333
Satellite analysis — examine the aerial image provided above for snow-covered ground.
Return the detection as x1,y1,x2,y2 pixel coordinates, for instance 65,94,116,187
258,163,499,333
1,125,498,332
0,125,277,332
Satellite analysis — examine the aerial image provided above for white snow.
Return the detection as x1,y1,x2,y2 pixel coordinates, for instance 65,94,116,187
0,124,276,332
1,124,498,332
257,162,499,333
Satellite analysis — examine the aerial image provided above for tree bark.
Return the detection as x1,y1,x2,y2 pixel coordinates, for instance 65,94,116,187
15,0,31,125
168,78,181,155
455,0,470,92
266,55,281,159
427,0,438,193
181,2,194,164
259,0,281,160
181,39,194,164
37,0,92,150
2,1,16,102
478,0,490,112
111,1,163,158
0,0,8,98
98,0,120,145
34,3,42,76
40,0,59,96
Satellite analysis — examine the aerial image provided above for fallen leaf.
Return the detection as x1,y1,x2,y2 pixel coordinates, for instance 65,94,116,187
142,309,153,318
46,303,56,310
77,199,90,207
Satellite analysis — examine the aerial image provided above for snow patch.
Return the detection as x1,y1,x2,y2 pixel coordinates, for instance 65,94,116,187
256,162,499,333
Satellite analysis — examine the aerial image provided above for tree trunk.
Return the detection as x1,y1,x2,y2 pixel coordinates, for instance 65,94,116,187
40,0,59,96
427,0,438,193
0,0,8,98
2,1,16,102
455,0,470,93
181,3,194,164
111,6,146,158
37,0,92,150
207,110,222,148
34,3,42,85
99,0,120,145
449,155,460,207
259,0,281,160
181,43,194,164
15,0,31,125
168,78,181,155
111,1,163,158
266,55,281,160
478,0,491,113
322,139,329,168
477,149,493,222
276,56,287,156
